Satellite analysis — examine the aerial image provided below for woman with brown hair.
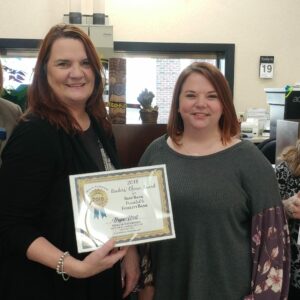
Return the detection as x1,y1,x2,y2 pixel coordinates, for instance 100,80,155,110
276,139,300,299
0,24,139,299
138,62,290,300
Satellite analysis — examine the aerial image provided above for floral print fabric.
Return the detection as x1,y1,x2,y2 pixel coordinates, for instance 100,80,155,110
137,243,153,289
245,205,290,300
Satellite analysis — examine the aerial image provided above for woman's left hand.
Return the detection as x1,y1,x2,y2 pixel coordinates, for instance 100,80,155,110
121,246,141,298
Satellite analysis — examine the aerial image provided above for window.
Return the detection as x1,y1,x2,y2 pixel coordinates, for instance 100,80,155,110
1,57,36,90
113,42,234,124
122,56,219,123
0,46,38,110
0,40,235,123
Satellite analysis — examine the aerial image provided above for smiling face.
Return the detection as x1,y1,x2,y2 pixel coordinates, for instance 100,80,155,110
178,72,223,134
46,38,95,111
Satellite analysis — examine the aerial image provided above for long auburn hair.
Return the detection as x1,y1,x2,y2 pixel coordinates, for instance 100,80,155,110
167,62,240,144
280,139,300,177
26,23,111,135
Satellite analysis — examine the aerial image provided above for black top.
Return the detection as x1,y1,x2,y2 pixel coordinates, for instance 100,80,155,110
0,114,122,300
79,124,105,170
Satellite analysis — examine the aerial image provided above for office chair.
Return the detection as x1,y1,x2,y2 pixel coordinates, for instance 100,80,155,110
257,138,276,164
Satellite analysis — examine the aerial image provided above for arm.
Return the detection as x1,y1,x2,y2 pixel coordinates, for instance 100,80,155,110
138,286,155,300
137,243,154,300
0,120,56,256
121,246,141,298
27,237,127,279
238,148,291,299
0,119,127,278
244,205,290,300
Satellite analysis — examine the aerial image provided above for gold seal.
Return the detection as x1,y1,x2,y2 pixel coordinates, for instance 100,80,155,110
89,189,108,208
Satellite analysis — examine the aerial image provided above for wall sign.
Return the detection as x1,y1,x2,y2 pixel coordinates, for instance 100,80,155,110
259,56,274,79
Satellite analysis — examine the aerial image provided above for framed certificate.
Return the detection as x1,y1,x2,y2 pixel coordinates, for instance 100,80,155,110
69,164,175,253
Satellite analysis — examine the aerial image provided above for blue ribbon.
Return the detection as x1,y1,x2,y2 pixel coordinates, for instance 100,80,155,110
94,208,107,219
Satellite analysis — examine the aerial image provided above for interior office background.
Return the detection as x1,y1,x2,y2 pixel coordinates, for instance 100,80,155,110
0,0,299,118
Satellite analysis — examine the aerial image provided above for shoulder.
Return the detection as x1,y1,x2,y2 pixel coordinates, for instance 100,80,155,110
0,98,22,115
233,141,282,213
237,139,261,152
139,134,167,166
219,140,267,166
13,114,57,138
1,114,68,173
6,114,61,156
143,134,166,154
232,140,272,165
230,140,277,186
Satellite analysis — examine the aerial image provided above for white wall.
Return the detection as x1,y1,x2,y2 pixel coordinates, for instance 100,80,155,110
0,0,299,114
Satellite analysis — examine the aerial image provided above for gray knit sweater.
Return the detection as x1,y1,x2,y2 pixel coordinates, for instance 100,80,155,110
139,135,282,300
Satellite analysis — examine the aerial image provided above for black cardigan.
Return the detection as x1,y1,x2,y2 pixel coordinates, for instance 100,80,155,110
0,115,122,299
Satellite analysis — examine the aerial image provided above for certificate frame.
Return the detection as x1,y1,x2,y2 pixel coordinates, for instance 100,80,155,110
69,164,175,253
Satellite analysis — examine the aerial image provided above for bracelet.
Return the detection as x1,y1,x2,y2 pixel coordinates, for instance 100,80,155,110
56,251,70,281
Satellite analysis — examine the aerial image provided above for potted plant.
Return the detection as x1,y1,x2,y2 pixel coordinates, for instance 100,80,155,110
137,88,158,124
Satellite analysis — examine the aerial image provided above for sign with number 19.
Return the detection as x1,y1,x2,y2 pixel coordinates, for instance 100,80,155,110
259,56,274,79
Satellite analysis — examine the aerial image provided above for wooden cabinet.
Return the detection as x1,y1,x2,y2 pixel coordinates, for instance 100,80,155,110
112,124,167,168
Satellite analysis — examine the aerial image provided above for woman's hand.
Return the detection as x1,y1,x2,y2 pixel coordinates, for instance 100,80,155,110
138,286,155,300
121,246,141,298
283,191,300,219
64,239,128,278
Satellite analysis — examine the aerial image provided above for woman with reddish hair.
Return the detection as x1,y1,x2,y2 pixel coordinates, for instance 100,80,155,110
0,24,139,299
138,62,290,300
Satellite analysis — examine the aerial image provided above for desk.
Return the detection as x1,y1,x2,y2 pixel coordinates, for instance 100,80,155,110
242,136,269,144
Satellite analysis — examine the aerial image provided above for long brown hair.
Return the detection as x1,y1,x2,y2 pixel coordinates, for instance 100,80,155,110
167,62,240,144
26,23,111,134
280,139,300,177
